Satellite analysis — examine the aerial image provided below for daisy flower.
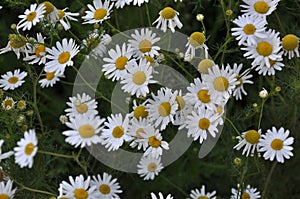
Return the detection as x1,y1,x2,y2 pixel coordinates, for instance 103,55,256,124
282,34,299,59
258,126,294,163
57,8,79,31
82,0,114,24
185,31,209,58
137,155,164,180
240,0,280,20
41,1,59,23
132,0,149,6
121,58,156,97
0,69,27,91
0,139,14,162
102,43,133,81
113,0,132,9
188,185,217,199
130,99,149,119
173,90,192,126
17,3,45,31
23,33,47,65
231,14,267,46
100,113,132,151
254,54,285,76
38,71,65,88
153,7,183,33
147,87,178,131
231,184,261,199
143,130,169,159
232,63,253,100
151,192,173,199
91,172,122,198
65,93,98,118
82,30,110,58
1,96,15,111
197,58,215,74
128,28,161,58
0,34,30,59
0,180,17,199
234,129,262,157
14,129,38,168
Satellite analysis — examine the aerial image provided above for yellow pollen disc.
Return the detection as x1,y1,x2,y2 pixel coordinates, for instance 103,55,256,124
256,41,273,56
132,71,146,85
213,77,229,91
9,34,27,49
271,138,283,150
24,142,35,155
282,34,299,51
198,196,208,199
244,130,260,144
243,24,256,35
35,45,46,58
42,1,55,14
73,188,88,199
112,126,124,138
216,106,223,115
94,8,107,20
198,118,210,130
0,194,9,199
235,75,243,87
198,59,215,74
78,124,95,138
147,162,157,172
27,12,37,22
175,96,185,111
115,56,128,70
3,99,13,107
254,1,269,14
158,102,171,117
134,106,148,119
161,7,176,19
139,40,152,53
99,184,111,194
189,32,206,47
58,9,65,19
148,136,161,148
136,128,145,139
58,52,71,64
46,72,55,80
143,56,155,66
76,103,88,114
8,76,19,84
241,192,250,199
198,90,211,103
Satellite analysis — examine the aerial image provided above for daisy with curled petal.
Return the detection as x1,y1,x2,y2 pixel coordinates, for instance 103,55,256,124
282,34,300,59
1,96,16,111
63,114,105,148
41,1,59,23
17,3,45,31
82,0,114,24
45,38,80,75
143,130,169,159
151,192,174,199
23,33,47,65
102,43,133,81
14,129,38,168
188,185,217,199
0,69,28,91
153,7,183,33
38,71,65,88
100,113,132,151
0,34,30,59
65,93,98,118
137,155,164,180
91,172,122,198
0,140,14,162
185,31,209,59
129,28,161,59
231,14,267,46
0,180,17,199
234,129,262,157
232,63,253,100
132,0,149,6
113,0,132,9
231,184,261,199
258,126,294,163
57,8,79,31
254,54,285,76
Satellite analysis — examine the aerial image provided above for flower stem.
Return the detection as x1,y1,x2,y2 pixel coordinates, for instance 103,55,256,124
262,161,277,198
225,117,241,136
257,98,266,129
38,150,74,159
145,3,152,27
160,174,188,197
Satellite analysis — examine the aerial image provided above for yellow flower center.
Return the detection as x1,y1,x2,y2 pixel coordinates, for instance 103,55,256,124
256,41,273,56
27,12,37,22
78,124,95,138
158,102,171,117
24,142,35,155
17,100,27,110
136,128,145,139
139,40,152,53
198,118,210,130
0,194,9,199
35,45,46,58
134,106,148,119
74,188,88,199
9,34,27,49
243,24,256,35
57,9,65,20
3,99,14,108
148,136,161,148
216,106,223,115
132,71,146,85
147,162,157,172
244,130,260,144
46,72,55,80
112,126,124,138
99,184,111,194
213,77,229,91
143,56,155,66
175,96,185,111
161,7,176,19
8,76,19,84
282,34,299,51
115,56,128,70
241,192,250,199
271,138,283,150
198,59,215,74
189,32,206,47
198,197,208,199
94,8,107,20
254,1,269,14
197,90,211,103
76,103,88,114
58,52,71,64
42,1,55,14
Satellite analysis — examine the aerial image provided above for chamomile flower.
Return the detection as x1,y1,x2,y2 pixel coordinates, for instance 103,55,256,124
137,155,164,180
0,180,17,199
130,99,149,119
38,71,65,88
23,33,47,65
254,55,285,76
17,3,45,31
132,0,149,6
232,63,253,100
147,87,178,131
63,114,105,148
231,184,261,199
41,1,59,23
91,173,122,198
153,7,183,33
0,34,30,59
231,14,267,46
186,31,209,58
0,140,14,162
0,69,27,91
198,58,215,74
14,129,38,168
258,127,294,163
234,129,262,157
188,185,217,199
129,28,161,58
282,34,299,59
57,8,79,31
144,131,169,159
82,0,114,24
121,58,156,97
102,43,133,81
173,90,192,126
113,0,132,9
240,0,280,20
100,113,132,151
65,93,98,118
1,96,15,111
151,192,174,199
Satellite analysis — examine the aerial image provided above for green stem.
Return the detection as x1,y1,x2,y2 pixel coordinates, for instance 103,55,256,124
19,185,56,196
105,21,130,39
161,174,188,197
225,117,241,136
257,98,266,129
68,30,82,44
262,162,277,198
145,3,152,27
237,158,249,199
38,150,74,159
